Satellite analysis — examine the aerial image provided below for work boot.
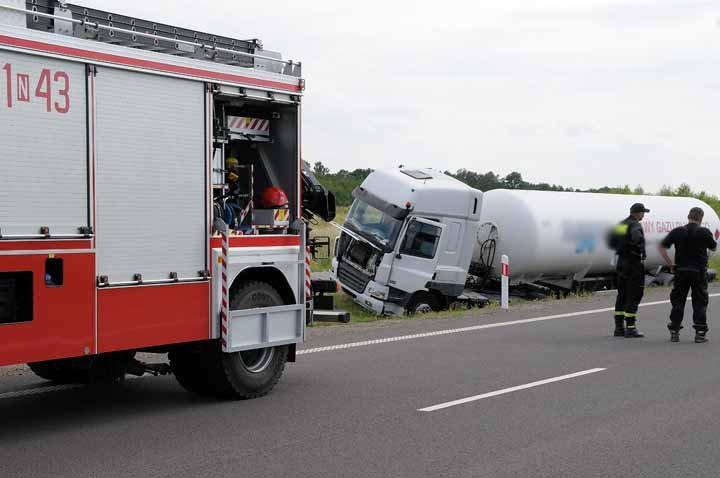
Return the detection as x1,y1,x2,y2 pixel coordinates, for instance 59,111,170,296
613,316,626,337
695,331,708,343
670,330,680,343
625,327,645,338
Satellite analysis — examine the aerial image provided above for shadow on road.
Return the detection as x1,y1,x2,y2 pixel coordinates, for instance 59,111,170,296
0,379,218,440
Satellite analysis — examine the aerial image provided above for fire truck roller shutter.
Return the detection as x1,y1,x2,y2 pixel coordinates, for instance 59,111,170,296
0,51,88,236
95,68,206,283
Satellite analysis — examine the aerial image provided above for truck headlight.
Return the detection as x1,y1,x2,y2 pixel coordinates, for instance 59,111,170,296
368,284,388,300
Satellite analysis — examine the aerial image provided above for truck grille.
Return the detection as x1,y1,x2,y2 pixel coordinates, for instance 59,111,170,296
337,262,371,293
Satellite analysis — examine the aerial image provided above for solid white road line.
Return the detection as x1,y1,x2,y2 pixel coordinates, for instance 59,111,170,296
418,368,607,412
299,293,720,355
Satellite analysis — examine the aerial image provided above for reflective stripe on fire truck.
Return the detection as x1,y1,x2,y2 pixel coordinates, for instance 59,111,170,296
305,246,312,301
274,209,290,222
227,116,271,137
220,225,230,350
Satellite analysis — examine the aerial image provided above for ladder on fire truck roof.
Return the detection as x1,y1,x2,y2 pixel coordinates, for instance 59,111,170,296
0,0,301,77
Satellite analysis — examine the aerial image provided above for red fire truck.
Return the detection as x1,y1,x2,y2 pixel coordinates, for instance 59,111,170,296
0,0,320,398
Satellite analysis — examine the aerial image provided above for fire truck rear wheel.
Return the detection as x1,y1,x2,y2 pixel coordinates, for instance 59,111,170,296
216,344,289,399
169,346,213,396
213,281,289,399
171,281,290,399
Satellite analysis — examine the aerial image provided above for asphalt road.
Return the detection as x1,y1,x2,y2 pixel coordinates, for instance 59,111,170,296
2,287,720,478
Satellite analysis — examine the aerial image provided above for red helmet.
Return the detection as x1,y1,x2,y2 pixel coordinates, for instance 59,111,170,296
260,186,289,208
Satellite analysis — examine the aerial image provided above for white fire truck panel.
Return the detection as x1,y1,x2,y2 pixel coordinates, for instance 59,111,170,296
0,50,88,236
95,67,206,283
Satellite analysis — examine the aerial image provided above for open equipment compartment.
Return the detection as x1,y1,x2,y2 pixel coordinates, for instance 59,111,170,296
212,86,300,235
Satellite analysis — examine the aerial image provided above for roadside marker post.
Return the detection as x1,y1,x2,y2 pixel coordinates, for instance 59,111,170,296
501,255,509,310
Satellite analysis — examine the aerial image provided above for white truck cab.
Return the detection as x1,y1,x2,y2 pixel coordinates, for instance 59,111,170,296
333,168,483,315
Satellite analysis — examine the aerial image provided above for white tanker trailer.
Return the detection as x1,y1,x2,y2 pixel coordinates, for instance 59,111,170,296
475,190,720,289
334,168,719,315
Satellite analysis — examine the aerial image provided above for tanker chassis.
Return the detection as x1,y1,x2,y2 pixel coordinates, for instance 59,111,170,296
0,1,313,398
333,168,720,315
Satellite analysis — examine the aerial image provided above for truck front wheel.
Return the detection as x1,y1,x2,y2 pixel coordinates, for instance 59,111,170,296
405,292,441,315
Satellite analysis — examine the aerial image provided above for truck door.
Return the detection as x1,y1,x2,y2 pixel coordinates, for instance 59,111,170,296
94,67,209,352
389,218,446,295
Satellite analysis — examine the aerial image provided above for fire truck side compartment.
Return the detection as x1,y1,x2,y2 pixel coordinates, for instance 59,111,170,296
98,282,210,353
0,51,89,237
0,252,95,366
215,99,300,222
93,66,210,351
0,46,96,366
261,104,300,217
95,67,207,284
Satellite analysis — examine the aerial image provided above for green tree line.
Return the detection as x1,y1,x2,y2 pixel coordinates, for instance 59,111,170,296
311,161,720,216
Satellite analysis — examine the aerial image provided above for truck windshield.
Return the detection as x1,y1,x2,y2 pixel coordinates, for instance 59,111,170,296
345,200,403,250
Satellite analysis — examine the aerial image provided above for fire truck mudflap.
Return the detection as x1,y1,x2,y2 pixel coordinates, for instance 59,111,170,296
213,229,305,353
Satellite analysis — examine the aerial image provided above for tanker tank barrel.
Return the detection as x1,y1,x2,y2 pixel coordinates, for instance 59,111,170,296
475,190,720,285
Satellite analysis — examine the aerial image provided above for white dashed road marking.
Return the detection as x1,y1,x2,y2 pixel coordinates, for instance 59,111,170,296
299,295,720,355
418,368,607,412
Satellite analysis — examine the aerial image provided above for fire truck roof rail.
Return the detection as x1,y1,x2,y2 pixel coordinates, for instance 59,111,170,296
0,1,301,77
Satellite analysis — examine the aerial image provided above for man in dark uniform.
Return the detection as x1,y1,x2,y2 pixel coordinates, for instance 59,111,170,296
659,207,718,343
612,203,650,338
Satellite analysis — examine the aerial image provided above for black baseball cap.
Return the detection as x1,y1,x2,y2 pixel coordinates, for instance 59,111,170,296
630,203,650,213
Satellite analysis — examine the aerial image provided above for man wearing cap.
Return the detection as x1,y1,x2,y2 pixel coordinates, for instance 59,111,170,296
611,203,650,338
659,207,717,343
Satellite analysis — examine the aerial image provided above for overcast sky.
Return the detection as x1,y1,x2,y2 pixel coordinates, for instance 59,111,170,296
83,0,720,195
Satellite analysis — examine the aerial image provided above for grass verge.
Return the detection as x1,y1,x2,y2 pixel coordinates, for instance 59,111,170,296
309,206,347,273
310,292,503,327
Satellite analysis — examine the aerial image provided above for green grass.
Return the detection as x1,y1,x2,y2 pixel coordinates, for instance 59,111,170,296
710,254,720,271
309,207,347,273
310,293,502,326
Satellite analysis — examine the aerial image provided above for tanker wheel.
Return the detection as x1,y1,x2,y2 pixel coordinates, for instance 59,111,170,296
204,281,290,399
405,292,440,315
